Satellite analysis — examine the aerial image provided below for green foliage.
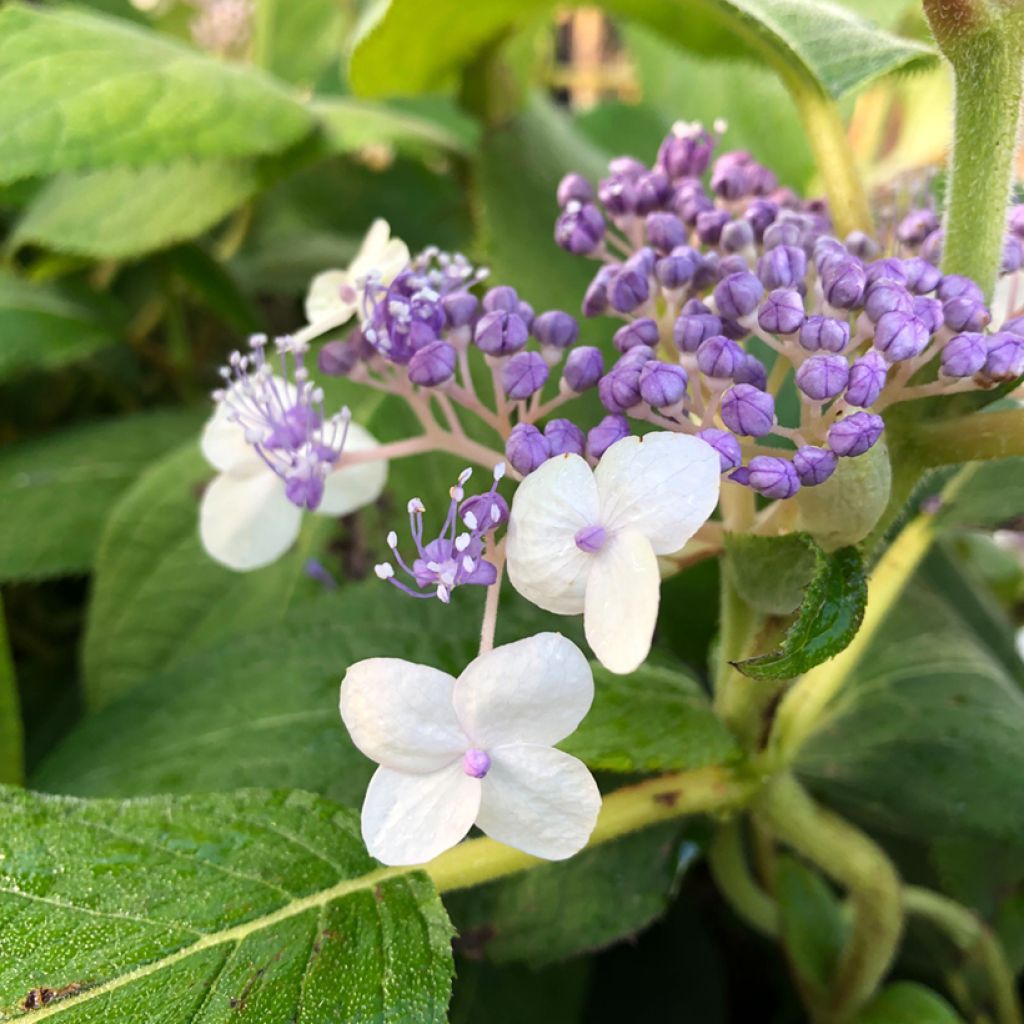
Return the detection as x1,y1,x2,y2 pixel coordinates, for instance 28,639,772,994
933,457,1024,531
251,0,351,87
0,786,454,1022
735,544,867,680
727,533,819,616
449,959,591,1023
0,409,203,582
562,663,739,772
854,983,966,1023
0,598,22,786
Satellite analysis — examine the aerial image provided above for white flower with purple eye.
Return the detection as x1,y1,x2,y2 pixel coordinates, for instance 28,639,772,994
340,633,600,866
304,219,410,328
200,336,387,571
506,432,720,675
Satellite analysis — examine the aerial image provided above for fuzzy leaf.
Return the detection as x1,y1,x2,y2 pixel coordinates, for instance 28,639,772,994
0,409,203,582
0,787,453,1022
734,544,867,680
0,4,312,183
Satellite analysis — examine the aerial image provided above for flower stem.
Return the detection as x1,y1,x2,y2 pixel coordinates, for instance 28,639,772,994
0,594,23,786
904,407,1024,467
708,819,779,937
756,774,903,1022
477,538,505,657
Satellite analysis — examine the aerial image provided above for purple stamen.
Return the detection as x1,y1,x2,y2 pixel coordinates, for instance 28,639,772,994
575,524,607,553
463,748,491,779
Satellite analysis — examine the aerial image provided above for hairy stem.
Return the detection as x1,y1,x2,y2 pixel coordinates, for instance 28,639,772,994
708,819,779,936
756,775,903,1022
905,407,1024,467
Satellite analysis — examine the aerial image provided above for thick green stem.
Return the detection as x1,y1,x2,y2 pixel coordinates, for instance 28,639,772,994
906,407,1024,467
0,593,23,786
756,775,903,1022
708,820,779,937
904,887,1023,1024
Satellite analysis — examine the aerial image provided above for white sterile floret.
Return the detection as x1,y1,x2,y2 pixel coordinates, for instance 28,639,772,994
198,393,387,572
506,432,720,675
339,633,601,866
304,219,410,328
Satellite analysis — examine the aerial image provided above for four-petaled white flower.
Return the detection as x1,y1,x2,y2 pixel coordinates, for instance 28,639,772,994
199,391,387,571
304,219,410,328
340,633,601,866
506,432,720,675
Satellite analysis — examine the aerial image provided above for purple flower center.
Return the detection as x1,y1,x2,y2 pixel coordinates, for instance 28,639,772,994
575,524,607,553
463,748,491,779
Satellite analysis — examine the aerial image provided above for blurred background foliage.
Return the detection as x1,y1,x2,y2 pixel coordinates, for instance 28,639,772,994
1,0,1023,1020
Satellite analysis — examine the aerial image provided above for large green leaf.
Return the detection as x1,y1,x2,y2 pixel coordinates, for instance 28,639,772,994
80,441,336,709
349,0,935,101
0,273,121,381
932,457,1024,532
854,983,965,1024
0,4,313,183
0,787,453,1022
0,409,203,582
251,0,350,88
449,959,590,1024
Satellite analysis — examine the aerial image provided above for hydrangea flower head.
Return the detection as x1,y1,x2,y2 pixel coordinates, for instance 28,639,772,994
340,633,600,865
506,432,720,674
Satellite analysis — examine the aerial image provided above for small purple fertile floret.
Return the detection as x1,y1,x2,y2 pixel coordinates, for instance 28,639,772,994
474,310,529,356
639,361,688,407
845,350,888,407
532,309,579,349
697,335,745,378
828,412,884,457
748,456,801,499
758,289,805,335
544,418,585,456
799,315,850,353
563,346,604,392
874,311,930,362
408,340,456,387
505,423,551,475
720,384,775,437
796,354,849,401
574,524,607,553
793,446,838,486
587,414,630,459
697,428,742,471
555,201,605,255
502,351,549,399
714,272,764,320
941,333,988,378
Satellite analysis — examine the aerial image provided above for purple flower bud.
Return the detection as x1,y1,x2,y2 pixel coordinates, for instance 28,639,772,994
793,446,837,486
544,417,585,456
555,201,605,255
474,310,529,356
598,363,643,412
675,190,714,226
460,491,509,531
655,246,699,289
828,412,884,457
408,340,456,387
682,298,711,315
722,218,755,252
1009,204,1024,240
516,300,535,331
557,172,593,207
822,257,866,309
902,257,941,295
937,274,984,304
484,286,519,314
896,209,939,247
673,311,722,353
533,310,579,349
317,339,359,377
758,288,805,334
1003,235,1024,274
921,229,944,265
563,345,604,392
748,456,801,499
799,315,850,353
658,126,713,178
865,258,908,287
982,332,1024,381
943,296,989,332
941,332,988,378
639,361,688,407
814,236,845,271
796,353,849,400
697,428,742,471
692,252,720,291
844,231,879,261
763,220,802,250
864,280,915,324
646,212,686,252
874,311,930,362
845,350,888,407
719,254,750,278
711,154,750,199
502,351,549,399
758,245,807,290
1002,315,1024,336
582,265,616,318
697,335,745,378
630,246,657,277
696,209,730,245
443,291,479,329
587,414,630,459
913,296,944,334
735,354,768,390
721,383,775,436
505,423,551,475
608,156,645,178
714,272,764,320
615,344,655,367
634,170,671,214
608,266,650,313
613,317,659,352
598,174,636,216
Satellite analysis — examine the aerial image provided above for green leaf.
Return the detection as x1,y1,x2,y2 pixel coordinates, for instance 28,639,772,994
854,983,966,1023
0,787,454,1022
933,457,1024,531
0,272,121,381
0,409,203,582
0,4,313,183
561,663,739,773
251,0,350,88
349,0,935,102
450,959,590,1024
13,161,262,260
797,580,1024,844
776,855,847,999
726,533,819,616
0,595,22,786
81,441,336,709
734,544,867,681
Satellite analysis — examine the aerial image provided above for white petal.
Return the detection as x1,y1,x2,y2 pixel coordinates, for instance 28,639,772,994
453,633,593,748
476,745,600,860
317,421,388,516
361,763,480,866
594,432,721,555
200,400,261,474
350,219,410,285
304,269,357,326
584,528,660,675
506,453,600,614
199,469,302,572
340,658,468,773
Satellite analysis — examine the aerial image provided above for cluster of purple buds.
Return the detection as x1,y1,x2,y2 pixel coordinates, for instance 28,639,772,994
374,465,508,602
215,334,350,510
